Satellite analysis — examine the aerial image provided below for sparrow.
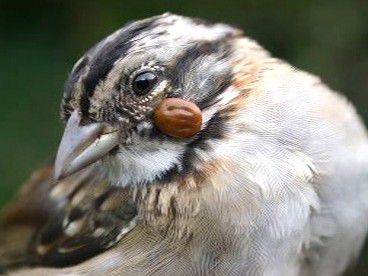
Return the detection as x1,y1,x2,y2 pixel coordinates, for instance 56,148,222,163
1,13,368,276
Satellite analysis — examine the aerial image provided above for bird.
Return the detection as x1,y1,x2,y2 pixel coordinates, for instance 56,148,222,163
1,13,368,276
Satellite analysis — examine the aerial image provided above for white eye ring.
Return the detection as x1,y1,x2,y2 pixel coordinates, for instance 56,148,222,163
132,71,158,96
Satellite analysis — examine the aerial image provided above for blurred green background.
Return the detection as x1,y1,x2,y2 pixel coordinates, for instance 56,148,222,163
0,0,367,273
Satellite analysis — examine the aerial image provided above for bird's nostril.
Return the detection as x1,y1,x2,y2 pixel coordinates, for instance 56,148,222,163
79,115,98,126
79,117,90,126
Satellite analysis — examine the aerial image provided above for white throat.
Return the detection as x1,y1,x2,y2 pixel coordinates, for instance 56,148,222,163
103,137,185,187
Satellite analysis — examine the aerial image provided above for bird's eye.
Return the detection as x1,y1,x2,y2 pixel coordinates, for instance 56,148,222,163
132,71,158,95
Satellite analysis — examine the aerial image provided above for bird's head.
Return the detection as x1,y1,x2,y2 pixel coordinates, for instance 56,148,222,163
55,13,266,187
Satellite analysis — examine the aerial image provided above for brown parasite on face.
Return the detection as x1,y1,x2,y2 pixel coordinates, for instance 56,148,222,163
154,98,203,138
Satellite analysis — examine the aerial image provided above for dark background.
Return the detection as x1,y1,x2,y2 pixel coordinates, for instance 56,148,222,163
0,0,367,274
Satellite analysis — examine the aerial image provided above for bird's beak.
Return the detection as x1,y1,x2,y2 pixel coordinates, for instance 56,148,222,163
54,110,120,181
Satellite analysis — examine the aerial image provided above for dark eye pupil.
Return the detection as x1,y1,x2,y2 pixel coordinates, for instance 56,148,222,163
132,72,157,95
